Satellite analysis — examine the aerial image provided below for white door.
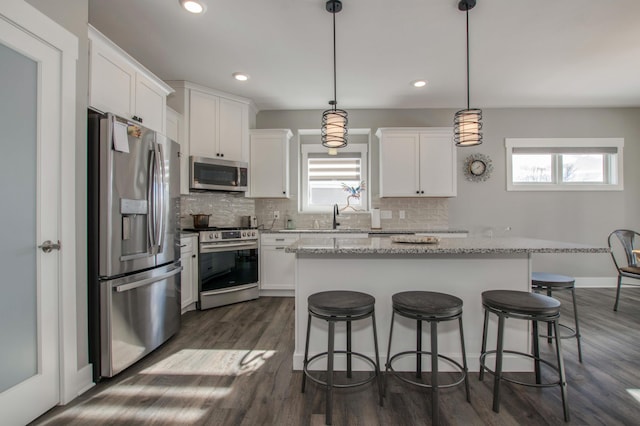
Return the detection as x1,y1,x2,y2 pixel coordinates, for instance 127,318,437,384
0,9,64,425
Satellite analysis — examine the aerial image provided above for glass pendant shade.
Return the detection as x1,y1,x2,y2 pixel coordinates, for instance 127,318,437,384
321,108,348,148
454,108,483,146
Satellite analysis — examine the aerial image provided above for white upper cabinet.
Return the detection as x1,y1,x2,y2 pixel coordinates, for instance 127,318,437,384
165,106,189,195
134,73,166,134
166,81,250,164
189,89,218,158
88,25,172,134
218,98,246,161
249,129,293,198
377,127,457,197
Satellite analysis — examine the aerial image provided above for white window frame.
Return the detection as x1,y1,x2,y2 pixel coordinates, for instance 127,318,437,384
300,142,369,213
506,138,624,191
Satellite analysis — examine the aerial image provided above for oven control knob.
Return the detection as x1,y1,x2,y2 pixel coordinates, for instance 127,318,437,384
214,233,219,239
251,231,256,237
242,231,247,237
208,232,214,240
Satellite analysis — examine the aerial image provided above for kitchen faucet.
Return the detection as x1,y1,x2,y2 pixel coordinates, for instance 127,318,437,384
332,204,340,229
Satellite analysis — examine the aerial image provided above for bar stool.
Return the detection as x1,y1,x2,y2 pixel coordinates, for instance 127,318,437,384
479,290,570,422
532,272,582,362
385,291,470,426
301,290,383,425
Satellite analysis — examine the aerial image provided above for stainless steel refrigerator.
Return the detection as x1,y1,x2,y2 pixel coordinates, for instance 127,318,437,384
88,111,181,380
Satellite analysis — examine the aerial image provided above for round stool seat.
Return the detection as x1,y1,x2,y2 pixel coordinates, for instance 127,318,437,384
482,290,560,316
532,272,575,289
392,291,463,318
308,290,375,317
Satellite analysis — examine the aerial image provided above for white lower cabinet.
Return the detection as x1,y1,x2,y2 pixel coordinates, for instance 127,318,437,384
260,232,368,294
180,234,198,312
260,234,299,292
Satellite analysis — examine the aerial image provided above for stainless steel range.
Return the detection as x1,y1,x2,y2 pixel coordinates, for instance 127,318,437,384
185,227,259,310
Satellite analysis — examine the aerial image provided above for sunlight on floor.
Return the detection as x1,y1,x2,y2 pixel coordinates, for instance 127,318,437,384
140,348,277,376
55,405,208,423
627,389,640,404
97,384,232,399
40,349,277,424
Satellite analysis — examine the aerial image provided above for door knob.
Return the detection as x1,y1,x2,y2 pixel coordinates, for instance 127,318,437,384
38,240,61,253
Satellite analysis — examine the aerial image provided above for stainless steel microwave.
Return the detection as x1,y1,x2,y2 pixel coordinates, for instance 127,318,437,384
190,156,248,192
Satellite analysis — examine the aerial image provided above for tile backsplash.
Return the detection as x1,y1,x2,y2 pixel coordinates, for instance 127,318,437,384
255,197,449,230
180,193,449,230
180,192,255,229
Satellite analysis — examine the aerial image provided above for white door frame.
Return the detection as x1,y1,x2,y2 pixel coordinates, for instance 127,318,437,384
1,0,82,410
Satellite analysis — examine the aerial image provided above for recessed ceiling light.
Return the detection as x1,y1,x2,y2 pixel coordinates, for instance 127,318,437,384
412,80,427,88
179,0,206,14
232,72,250,82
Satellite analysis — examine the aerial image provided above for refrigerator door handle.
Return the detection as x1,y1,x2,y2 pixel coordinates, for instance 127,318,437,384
113,266,182,293
147,148,157,253
154,142,165,253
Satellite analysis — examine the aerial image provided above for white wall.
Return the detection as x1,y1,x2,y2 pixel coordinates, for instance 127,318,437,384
257,107,640,281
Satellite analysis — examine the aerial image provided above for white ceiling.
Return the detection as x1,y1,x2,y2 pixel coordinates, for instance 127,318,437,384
88,0,640,111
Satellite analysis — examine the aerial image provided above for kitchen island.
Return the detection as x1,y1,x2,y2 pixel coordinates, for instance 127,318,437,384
287,236,608,372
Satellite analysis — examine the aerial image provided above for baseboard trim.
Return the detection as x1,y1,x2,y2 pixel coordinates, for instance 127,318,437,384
575,277,616,288
574,276,640,288
260,289,294,297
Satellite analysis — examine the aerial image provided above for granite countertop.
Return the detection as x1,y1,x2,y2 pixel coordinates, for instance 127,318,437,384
285,236,609,255
260,228,469,235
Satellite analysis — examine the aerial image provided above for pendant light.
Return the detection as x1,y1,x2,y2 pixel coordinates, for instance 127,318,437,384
454,0,483,147
321,0,348,150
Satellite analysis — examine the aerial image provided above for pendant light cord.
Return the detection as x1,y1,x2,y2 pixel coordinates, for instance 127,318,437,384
466,7,470,110
332,8,337,110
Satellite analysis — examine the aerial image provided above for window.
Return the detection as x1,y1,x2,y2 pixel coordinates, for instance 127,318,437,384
301,142,368,212
506,138,623,191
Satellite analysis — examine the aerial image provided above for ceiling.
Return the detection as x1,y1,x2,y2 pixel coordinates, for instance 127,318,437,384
88,0,640,111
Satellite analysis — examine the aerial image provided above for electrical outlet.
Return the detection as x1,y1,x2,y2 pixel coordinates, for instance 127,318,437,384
273,211,280,219
399,210,406,219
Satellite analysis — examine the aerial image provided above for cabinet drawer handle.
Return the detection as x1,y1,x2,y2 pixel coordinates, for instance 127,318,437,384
275,238,285,241
192,254,196,258
275,247,285,250
180,244,187,247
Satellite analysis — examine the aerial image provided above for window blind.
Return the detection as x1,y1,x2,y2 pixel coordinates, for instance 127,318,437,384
308,157,361,182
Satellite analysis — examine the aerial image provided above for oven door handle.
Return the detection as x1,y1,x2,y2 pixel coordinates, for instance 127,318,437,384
200,242,258,253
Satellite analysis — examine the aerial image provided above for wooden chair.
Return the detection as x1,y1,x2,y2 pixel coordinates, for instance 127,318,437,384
608,229,640,311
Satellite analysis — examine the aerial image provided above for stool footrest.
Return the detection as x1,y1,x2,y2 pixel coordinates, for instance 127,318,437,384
303,350,379,389
386,350,467,389
539,323,579,340
479,349,562,388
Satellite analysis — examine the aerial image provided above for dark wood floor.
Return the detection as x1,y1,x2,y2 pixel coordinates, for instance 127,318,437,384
33,288,640,425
